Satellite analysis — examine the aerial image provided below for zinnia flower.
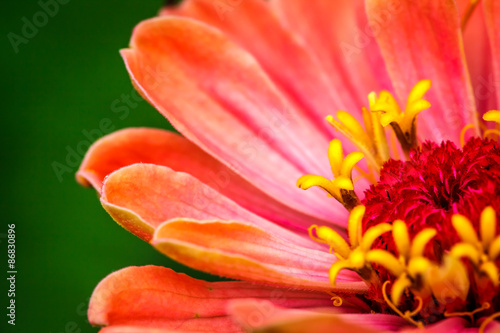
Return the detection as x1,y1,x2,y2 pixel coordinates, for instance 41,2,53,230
77,0,500,331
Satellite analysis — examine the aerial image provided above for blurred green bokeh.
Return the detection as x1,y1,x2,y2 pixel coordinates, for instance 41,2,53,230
1,1,218,332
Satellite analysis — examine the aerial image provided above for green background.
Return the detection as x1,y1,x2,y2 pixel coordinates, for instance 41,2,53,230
1,1,217,332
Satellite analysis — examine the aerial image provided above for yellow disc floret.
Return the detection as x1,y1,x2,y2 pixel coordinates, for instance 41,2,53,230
380,220,437,306
324,80,432,180
450,207,500,286
309,206,392,285
370,79,431,154
326,108,389,173
308,208,480,327
297,139,363,210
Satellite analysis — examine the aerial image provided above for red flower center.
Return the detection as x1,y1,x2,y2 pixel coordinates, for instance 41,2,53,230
362,137,500,323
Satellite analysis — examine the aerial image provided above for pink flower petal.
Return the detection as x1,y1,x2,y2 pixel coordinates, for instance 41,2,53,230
152,218,365,291
78,127,337,232
101,163,340,246
271,0,393,117
121,16,348,225
161,0,356,133
89,266,334,332
228,299,407,332
458,0,497,114
230,302,471,332
366,0,479,143
484,0,500,111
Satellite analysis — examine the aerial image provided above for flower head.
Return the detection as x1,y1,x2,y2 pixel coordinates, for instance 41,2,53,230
78,0,500,332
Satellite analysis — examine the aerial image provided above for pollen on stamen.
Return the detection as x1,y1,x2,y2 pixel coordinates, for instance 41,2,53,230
370,80,432,156
297,139,363,211
325,80,432,179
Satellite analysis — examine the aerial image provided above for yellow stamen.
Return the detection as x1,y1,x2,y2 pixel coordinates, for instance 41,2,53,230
450,208,500,286
445,302,490,322
328,138,343,176
405,80,432,123
406,257,432,278
308,225,325,243
321,80,434,188
341,152,364,179
331,296,343,307
483,111,500,139
393,220,410,258
365,222,438,307
297,174,352,203
329,260,352,286
483,110,500,124
326,292,343,306
326,114,383,172
313,206,394,285
297,139,362,210
410,228,436,258
489,236,500,260
308,225,350,259
481,206,496,248
452,214,480,246
348,220,443,312
391,273,412,306
362,106,390,162
406,296,424,318
371,80,431,155
331,177,355,192
336,111,370,146
382,281,424,328
484,129,500,140
479,311,500,333
366,249,405,276
360,223,392,252
480,261,499,286
460,124,475,147
347,205,364,248
327,89,393,174
349,247,367,269
372,90,403,127
450,243,481,265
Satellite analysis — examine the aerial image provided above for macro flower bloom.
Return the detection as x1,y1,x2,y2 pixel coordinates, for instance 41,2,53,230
77,0,500,332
